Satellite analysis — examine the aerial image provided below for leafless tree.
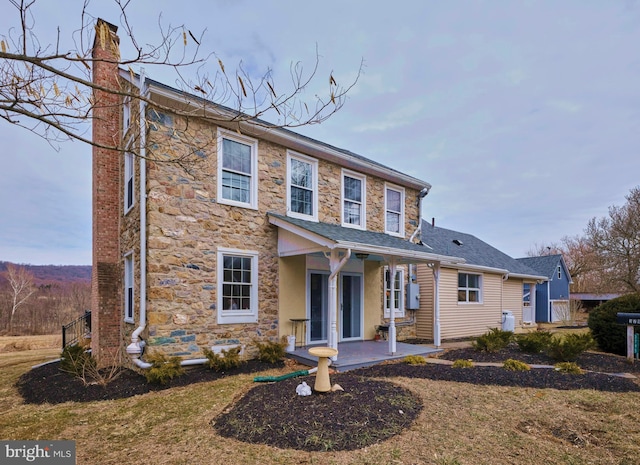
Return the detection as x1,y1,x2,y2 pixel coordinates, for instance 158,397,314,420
1,0,361,164
585,186,640,293
4,263,36,333
526,235,606,293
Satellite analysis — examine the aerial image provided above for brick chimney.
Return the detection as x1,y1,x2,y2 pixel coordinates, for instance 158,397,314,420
91,19,122,363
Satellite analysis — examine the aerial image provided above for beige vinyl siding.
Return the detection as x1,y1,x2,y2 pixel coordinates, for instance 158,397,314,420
502,279,524,330
415,265,435,340
439,268,504,340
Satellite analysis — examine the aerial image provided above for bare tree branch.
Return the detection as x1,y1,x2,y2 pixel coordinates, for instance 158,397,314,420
0,0,362,164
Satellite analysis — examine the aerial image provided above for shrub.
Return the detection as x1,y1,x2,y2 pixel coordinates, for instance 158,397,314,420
144,351,184,385
554,362,584,374
545,332,595,362
60,342,122,386
452,359,474,369
60,342,96,378
514,331,552,353
254,339,287,364
588,294,640,356
503,359,530,371
472,328,513,352
404,355,426,365
203,346,243,371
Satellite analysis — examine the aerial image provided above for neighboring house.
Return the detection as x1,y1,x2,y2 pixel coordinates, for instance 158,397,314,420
90,20,462,366
415,221,547,343
516,255,572,323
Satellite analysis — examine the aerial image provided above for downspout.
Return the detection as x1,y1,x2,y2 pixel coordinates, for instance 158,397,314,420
127,68,147,365
433,264,441,347
328,248,351,360
409,186,430,243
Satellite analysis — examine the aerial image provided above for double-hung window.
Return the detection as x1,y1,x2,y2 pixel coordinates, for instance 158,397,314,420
124,252,134,323
385,184,404,236
384,267,405,317
123,95,131,134
217,248,259,324
124,150,134,213
287,151,318,221
342,170,366,229
458,273,481,303
217,129,258,209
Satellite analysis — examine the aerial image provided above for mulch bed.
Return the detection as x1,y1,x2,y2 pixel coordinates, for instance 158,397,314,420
14,347,640,451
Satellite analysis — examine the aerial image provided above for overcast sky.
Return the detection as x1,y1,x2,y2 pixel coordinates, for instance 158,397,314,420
1,0,639,265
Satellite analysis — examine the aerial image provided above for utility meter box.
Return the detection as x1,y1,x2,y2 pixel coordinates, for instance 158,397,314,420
406,283,420,310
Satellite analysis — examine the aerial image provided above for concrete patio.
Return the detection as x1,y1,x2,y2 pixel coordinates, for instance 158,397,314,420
286,340,442,372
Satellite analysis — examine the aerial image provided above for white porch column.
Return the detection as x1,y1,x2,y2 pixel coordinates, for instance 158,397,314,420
433,264,441,347
388,259,398,355
328,249,351,359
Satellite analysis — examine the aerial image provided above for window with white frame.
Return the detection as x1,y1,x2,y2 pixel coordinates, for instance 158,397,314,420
217,129,258,209
287,151,318,221
217,248,259,324
342,170,366,228
385,184,404,236
384,267,405,317
123,95,131,134
124,252,134,323
124,150,134,213
458,272,481,303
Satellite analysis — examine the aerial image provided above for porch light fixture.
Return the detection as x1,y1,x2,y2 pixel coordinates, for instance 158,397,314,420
355,253,369,260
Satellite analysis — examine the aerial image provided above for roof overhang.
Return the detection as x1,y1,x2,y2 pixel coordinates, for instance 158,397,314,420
268,213,464,265
440,262,547,281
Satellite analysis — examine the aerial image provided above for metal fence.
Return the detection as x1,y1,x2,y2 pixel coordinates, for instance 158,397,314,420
61,310,91,349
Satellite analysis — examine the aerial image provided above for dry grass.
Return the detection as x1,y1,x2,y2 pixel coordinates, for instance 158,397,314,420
1,336,640,465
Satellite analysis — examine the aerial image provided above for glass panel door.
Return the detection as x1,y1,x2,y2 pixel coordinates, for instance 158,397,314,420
309,272,329,343
341,273,363,340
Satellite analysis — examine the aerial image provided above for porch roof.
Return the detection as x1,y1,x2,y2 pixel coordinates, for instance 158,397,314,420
268,213,464,265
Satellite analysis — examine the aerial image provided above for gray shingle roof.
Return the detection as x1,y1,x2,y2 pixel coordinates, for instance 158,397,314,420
516,255,563,279
268,213,460,261
420,221,543,277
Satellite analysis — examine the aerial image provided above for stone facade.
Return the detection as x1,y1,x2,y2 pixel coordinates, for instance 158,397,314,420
91,20,427,363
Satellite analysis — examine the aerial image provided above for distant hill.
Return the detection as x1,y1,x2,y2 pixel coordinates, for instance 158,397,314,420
0,261,92,285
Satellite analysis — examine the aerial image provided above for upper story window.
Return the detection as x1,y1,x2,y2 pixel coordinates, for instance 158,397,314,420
557,265,561,279
123,95,131,134
217,248,259,324
124,252,134,323
458,272,482,303
385,184,405,237
124,150,134,213
384,267,405,318
217,129,258,209
287,151,318,221
341,170,366,229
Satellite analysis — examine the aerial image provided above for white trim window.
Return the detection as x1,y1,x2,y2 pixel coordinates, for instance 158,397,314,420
124,150,135,213
458,272,482,303
124,252,134,323
384,266,405,318
385,184,405,237
123,95,131,134
287,151,318,221
217,129,258,209
217,248,259,324
341,170,366,229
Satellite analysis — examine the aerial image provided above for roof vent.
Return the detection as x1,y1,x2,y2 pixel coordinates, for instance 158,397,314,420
452,239,463,246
